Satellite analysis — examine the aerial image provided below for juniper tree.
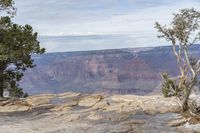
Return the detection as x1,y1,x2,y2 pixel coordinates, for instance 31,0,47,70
0,0,45,97
155,8,200,112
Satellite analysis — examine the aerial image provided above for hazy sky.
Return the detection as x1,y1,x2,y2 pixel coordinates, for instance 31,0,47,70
12,0,200,52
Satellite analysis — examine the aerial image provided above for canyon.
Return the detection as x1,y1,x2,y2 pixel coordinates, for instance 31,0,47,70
20,45,200,95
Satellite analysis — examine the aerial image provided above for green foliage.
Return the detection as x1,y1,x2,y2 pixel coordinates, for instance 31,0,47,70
155,8,200,44
0,0,15,16
9,87,29,98
0,0,45,97
3,70,28,97
0,0,14,8
161,73,178,97
189,100,200,115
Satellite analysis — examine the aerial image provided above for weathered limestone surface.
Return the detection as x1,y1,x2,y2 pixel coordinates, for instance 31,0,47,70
0,92,199,133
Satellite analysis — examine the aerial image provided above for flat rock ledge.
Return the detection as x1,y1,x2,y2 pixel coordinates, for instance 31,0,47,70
0,92,199,133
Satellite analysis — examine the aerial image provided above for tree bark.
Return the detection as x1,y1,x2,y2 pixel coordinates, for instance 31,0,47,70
0,88,3,97
181,80,195,112
172,43,185,78
0,74,3,97
181,88,191,111
0,61,6,98
0,76,3,97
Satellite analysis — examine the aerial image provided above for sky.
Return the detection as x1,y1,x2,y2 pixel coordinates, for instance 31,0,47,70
11,0,200,52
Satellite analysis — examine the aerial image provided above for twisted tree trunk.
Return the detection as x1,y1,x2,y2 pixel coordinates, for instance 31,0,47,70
0,76,3,97
181,87,192,111
0,61,7,98
181,48,196,111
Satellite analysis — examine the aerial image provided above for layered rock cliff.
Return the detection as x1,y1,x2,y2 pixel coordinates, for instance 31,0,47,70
20,45,200,95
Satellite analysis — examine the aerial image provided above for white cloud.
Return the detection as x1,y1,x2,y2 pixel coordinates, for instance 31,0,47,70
12,0,200,52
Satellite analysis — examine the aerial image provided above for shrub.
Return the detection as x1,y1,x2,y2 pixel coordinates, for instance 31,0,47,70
161,73,178,97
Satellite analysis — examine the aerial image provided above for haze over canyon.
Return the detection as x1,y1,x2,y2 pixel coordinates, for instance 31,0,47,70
19,45,200,95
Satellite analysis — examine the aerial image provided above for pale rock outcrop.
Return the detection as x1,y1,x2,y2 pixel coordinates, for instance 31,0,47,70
26,94,55,106
0,105,29,113
110,95,181,114
78,94,104,107
0,92,199,133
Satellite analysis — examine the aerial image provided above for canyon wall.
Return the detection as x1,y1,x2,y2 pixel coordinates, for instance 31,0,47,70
20,45,200,95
